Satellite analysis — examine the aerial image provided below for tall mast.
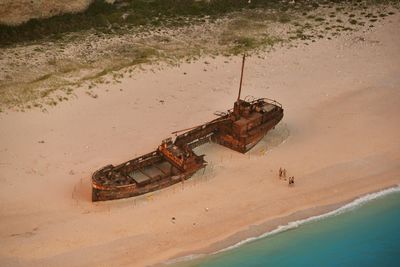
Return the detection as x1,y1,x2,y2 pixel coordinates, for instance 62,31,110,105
237,54,246,101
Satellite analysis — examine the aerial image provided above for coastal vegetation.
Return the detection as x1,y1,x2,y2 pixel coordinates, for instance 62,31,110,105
1,0,399,47
0,0,399,111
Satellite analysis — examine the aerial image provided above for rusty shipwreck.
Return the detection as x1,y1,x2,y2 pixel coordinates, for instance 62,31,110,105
92,55,284,201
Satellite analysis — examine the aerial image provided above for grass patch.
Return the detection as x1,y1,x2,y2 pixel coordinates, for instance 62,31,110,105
349,19,358,24
1,0,399,111
278,12,292,23
32,74,52,83
230,36,258,54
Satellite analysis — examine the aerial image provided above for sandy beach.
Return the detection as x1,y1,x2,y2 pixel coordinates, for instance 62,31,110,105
1,12,400,267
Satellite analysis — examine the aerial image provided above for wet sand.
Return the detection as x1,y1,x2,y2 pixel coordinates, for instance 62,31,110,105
0,14,399,267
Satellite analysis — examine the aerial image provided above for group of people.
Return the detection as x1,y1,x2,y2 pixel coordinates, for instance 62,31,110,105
278,167,295,186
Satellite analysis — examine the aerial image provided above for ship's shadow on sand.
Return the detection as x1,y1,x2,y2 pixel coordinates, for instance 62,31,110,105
248,123,290,156
72,176,93,205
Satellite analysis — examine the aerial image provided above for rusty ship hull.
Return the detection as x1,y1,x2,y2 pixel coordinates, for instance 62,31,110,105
92,55,284,202
213,98,284,153
92,147,206,202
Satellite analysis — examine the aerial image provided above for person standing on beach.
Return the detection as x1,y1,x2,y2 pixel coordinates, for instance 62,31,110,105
288,176,295,185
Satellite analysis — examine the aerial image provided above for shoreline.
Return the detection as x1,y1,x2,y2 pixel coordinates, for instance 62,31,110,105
164,184,400,266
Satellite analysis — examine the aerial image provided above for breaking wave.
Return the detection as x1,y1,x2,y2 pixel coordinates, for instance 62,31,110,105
167,185,400,265
216,185,400,254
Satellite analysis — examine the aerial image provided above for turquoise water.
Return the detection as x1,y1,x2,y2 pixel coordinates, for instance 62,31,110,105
175,188,400,267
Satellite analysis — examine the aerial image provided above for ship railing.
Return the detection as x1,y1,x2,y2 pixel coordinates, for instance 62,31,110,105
252,97,283,108
222,97,283,115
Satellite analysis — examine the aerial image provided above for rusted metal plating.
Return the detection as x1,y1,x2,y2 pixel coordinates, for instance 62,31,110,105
92,55,284,201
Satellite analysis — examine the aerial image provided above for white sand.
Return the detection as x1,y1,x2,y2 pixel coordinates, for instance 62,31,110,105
0,14,399,267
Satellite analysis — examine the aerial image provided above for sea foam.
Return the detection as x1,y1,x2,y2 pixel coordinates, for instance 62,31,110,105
216,185,400,254
167,185,400,265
